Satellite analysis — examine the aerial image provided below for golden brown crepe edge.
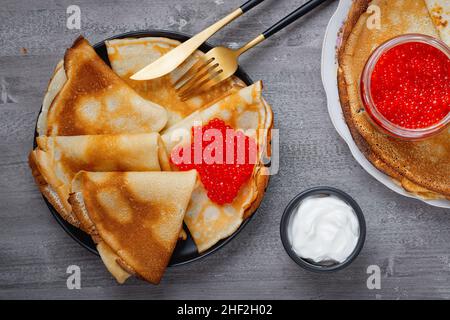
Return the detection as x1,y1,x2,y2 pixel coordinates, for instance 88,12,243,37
336,0,449,200
243,98,273,220
29,150,81,228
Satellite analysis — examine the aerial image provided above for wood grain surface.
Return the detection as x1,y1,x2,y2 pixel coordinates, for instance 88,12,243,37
0,0,449,300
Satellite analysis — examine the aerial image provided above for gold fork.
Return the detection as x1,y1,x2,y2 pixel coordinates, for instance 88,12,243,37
175,0,330,101
131,0,266,81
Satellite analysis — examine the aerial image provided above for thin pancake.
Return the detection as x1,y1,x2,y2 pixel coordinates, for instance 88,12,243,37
38,36,168,136
162,82,270,252
425,0,450,45
106,37,246,127
69,170,197,284
29,133,170,228
338,0,450,198
162,82,266,152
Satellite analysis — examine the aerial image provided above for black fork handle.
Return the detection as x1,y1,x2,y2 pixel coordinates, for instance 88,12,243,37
240,0,266,13
262,0,330,38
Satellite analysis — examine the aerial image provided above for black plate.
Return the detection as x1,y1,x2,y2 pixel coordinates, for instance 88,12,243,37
34,30,260,266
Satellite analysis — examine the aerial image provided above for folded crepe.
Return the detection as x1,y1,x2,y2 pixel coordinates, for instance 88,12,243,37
338,0,450,199
69,170,197,284
29,133,170,228
105,37,246,127
162,81,269,152
162,82,272,252
37,36,167,136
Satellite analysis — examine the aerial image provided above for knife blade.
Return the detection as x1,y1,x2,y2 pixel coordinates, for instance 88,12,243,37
130,0,265,81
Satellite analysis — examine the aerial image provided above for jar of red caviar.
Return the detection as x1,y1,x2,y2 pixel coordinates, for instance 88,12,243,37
360,34,450,140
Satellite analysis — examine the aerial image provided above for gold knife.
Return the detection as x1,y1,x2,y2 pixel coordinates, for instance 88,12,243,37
130,0,265,81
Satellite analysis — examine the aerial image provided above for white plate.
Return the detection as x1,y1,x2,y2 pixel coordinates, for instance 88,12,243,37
321,0,449,209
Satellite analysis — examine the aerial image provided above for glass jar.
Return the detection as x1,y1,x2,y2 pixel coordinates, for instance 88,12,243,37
360,34,450,140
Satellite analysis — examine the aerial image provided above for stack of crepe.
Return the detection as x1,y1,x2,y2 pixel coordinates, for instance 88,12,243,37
338,0,450,199
29,36,272,284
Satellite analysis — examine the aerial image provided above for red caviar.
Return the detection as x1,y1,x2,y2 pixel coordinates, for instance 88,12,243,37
171,118,257,205
370,42,449,129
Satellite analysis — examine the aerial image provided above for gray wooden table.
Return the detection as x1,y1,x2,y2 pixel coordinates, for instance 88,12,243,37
1,0,449,300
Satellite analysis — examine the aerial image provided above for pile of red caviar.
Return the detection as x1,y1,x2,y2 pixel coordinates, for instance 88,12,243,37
171,118,257,205
370,42,449,129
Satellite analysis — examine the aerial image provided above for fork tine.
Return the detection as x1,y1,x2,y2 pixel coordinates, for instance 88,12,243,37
174,59,210,89
175,59,207,88
176,63,220,96
177,72,212,98
174,57,214,89
196,71,224,92
179,69,224,101
179,79,218,101
186,69,223,94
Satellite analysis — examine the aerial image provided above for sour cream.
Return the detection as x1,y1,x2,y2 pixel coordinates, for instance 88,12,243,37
288,195,359,264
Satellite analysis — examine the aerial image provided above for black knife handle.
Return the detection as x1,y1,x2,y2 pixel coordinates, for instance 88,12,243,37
240,0,265,13
262,0,330,38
